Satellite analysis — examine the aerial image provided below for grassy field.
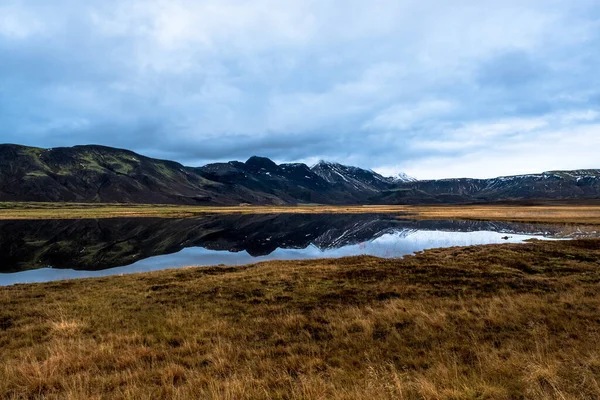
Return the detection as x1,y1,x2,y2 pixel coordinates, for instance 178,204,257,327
2,201,600,224
1,239,599,399
404,204,600,224
0,202,412,220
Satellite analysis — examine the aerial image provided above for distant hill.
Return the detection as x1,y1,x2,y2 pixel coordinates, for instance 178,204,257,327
375,170,600,204
1,143,599,205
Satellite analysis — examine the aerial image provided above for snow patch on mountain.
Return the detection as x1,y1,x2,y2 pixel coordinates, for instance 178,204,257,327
391,172,418,183
310,160,393,192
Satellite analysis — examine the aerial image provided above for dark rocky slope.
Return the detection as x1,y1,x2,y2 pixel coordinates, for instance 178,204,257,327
0,144,393,205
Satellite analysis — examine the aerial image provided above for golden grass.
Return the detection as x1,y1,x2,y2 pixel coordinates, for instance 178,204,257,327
1,239,600,399
3,201,600,224
0,202,411,220
403,204,600,224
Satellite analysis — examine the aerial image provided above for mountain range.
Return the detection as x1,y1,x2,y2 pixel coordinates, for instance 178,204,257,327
1,143,599,205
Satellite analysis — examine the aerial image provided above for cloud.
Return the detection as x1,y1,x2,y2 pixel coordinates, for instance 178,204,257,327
0,4,45,39
364,100,457,131
384,109,600,179
1,0,599,178
395,122,600,180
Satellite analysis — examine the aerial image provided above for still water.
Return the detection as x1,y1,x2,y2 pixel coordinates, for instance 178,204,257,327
1,213,598,285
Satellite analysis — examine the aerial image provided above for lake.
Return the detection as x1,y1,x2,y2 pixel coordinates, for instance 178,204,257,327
1,213,598,285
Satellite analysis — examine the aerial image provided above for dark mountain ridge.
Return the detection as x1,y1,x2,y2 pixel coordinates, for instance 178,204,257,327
1,143,599,205
376,170,600,204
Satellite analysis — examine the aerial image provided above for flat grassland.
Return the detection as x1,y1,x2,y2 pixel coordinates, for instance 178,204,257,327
0,202,410,219
1,239,600,399
404,204,600,224
2,201,600,224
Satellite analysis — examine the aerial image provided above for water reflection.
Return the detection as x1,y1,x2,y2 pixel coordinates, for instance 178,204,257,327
0,214,597,285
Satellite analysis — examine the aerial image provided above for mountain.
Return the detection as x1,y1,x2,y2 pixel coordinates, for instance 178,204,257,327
390,172,418,183
1,143,599,205
0,144,387,205
0,144,228,204
311,160,394,193
376,170,600,204
195,156,362,204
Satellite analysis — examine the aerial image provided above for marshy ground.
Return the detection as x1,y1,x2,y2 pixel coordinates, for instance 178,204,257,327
1,239,599,399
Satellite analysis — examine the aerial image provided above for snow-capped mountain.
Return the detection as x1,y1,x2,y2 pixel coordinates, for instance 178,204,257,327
390,172,418,183
376,169,600,204
310,160,393,192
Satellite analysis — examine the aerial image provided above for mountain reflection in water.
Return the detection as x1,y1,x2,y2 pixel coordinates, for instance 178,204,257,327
0,213,598,285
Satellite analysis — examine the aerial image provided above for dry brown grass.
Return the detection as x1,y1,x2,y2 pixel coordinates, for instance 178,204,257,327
1,239,600,399
403,204,600,224
0,202,411,220
2,202,600,225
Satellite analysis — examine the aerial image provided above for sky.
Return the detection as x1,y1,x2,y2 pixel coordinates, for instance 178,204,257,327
1,0,599,179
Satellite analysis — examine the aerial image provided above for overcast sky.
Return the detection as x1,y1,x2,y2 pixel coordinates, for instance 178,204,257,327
1,0,599,179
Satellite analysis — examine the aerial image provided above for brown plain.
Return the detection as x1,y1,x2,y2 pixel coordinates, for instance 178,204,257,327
2,202,600,224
